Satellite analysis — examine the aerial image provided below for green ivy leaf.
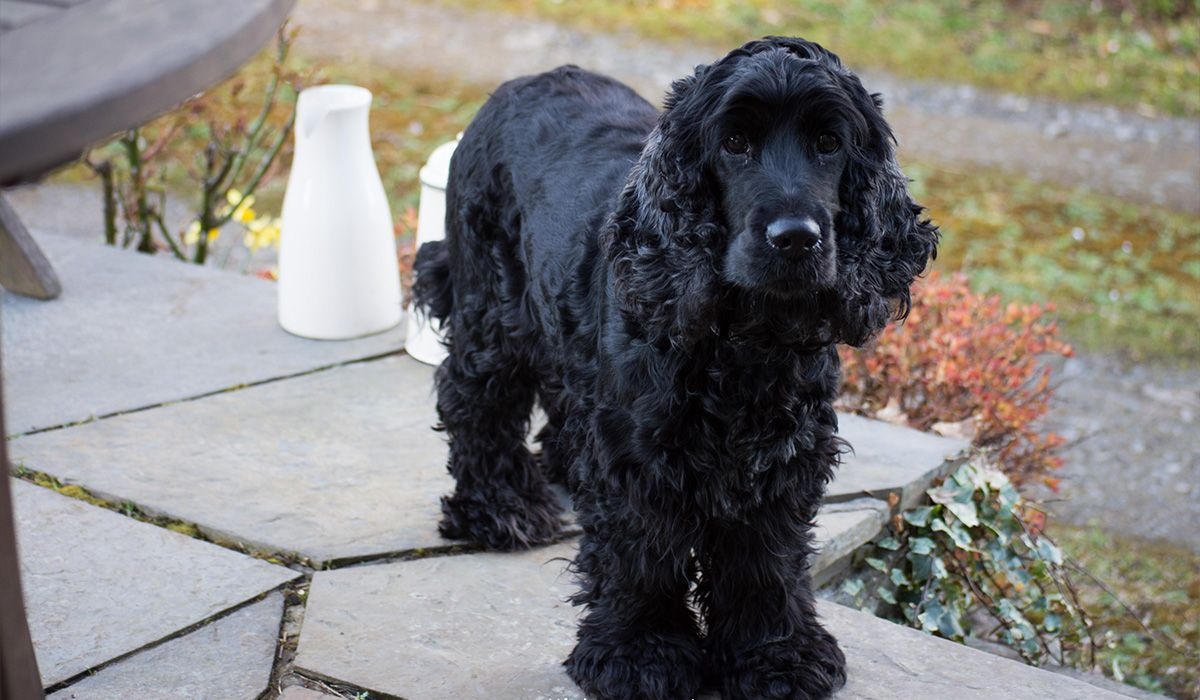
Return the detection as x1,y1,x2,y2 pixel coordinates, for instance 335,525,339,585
910,537,936,555
840,578,865,598
865,557,888,572
904,506,935,527
1034,538,1064,565
932,518,978,551
938,608,966,639
890,568,911,587
878,587,898,605
877,536,902,551
931,556,949,580
946,500,980,527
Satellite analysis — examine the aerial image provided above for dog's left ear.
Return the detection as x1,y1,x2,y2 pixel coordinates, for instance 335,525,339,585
832,72,939,346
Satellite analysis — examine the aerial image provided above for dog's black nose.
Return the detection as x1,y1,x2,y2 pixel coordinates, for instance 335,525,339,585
765,218,821,258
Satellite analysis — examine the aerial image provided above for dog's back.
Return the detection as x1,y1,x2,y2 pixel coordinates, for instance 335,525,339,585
413,66,658,337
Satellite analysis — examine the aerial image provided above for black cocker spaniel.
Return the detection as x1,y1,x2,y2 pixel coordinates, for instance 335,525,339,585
413,37,938,700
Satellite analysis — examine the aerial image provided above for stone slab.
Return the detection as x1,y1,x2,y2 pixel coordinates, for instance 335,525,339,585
295,543,583,700
295,542,1129,700
10,353,956,565
9,354,453,565
833,413,968,510
824,601,1130,699
12,479,297,686
279,687,338,700
47,592,284,700
1,231,404,435
811,498,889,588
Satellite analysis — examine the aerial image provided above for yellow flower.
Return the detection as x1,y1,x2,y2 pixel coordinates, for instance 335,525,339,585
185,220,220,245
226,188,257,225
242,215,281,252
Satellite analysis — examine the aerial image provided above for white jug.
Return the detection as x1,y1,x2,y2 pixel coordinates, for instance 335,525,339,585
404,137,458,365
278,85,402,340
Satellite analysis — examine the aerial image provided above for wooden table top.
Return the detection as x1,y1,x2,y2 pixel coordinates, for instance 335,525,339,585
0,0,295,185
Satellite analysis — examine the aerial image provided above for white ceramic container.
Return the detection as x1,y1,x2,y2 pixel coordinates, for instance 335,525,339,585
278,85,402,340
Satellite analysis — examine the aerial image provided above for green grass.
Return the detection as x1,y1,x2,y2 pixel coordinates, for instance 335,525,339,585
442,0,1200,117
907,163,1200,363
1051,522,1200,698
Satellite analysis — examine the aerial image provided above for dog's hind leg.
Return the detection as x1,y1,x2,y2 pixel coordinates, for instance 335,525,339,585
432,187,565,550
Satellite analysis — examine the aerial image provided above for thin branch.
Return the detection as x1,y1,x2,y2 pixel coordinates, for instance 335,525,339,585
225,24,292,187
212,105,295,229
1064,558,1192,659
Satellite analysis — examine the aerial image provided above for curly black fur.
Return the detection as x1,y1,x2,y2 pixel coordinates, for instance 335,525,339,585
413,36,938,699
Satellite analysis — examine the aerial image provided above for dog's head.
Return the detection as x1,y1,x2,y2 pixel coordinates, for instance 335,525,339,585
610,37,938,348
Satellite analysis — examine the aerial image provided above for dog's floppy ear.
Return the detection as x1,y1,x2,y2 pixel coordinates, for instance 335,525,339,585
641,65,723,214
831,70,939,346
601,63,732,347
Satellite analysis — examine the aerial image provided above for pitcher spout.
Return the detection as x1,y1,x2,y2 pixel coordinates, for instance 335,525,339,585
297,84,373,141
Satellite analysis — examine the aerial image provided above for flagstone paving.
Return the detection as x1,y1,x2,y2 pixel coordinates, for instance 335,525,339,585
9,354,451,565
8,343,964,566
295,541,1130,700
46,593,284,700
0,230,404,436
11,479,296,687
3,232,1138,698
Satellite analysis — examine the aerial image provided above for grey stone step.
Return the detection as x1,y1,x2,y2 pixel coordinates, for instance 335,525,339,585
295,542,1130,700
811,498,889,588
11,479,297,687
831,413,967,510
10,353,949,567
46,592,283,700
1,230,404,436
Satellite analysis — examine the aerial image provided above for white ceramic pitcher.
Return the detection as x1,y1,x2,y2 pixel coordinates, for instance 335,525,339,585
278,85,402,340
404,137,459,365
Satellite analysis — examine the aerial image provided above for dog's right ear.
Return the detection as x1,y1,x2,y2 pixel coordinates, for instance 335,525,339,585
642,68,717,214
601,66,727,348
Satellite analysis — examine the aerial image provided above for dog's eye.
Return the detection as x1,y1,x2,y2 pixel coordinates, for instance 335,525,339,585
723,132,750,155
816,133,840,155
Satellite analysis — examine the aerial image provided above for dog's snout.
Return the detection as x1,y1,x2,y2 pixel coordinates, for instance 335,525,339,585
765,217,821,258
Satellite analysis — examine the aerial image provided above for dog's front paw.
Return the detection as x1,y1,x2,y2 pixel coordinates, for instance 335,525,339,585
721,629,846,700
565,627,703,700
438,483,564,550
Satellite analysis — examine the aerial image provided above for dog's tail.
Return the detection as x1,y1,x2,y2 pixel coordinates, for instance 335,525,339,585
412,239,453,322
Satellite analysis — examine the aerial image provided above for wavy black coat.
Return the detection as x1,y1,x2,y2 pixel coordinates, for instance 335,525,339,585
412,37,938,700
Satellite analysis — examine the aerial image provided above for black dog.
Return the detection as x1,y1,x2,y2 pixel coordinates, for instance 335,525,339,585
413,37,937,700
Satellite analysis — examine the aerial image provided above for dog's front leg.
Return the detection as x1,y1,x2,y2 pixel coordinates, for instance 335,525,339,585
701,504,847,700
564,517,703,700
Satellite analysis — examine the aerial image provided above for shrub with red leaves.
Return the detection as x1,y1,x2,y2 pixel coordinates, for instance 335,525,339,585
838,271,1073,491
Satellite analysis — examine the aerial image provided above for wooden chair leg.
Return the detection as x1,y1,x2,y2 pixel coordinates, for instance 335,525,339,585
0,341,44,697
0,193,61,300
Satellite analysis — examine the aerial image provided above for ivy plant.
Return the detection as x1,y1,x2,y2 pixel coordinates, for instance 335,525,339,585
842,458,1096,668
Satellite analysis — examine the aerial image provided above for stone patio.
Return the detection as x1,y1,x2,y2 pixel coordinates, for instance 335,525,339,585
3,230,1145,698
